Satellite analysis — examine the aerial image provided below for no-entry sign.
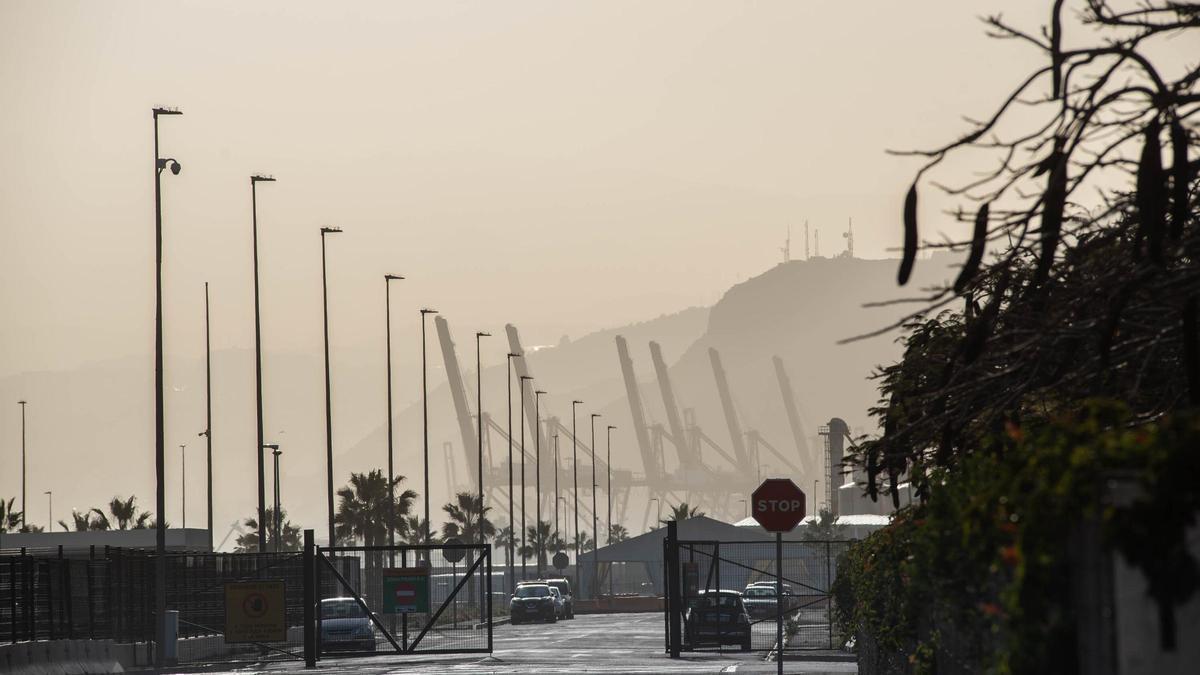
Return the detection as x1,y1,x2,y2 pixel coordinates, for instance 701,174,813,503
751,478,807,532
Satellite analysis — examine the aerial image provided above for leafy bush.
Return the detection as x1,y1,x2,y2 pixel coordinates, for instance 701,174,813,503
834,402,1200,673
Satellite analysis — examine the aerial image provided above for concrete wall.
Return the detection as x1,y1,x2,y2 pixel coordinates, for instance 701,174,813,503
0,528,212,553
0,639,153,675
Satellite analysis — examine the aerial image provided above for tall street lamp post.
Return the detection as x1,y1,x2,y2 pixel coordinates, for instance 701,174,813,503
152,106,182,665
571,400,582,595
534,390,546,575
201,283,213,550
18,400,26,528
590,413,601,599
179,444,187,529
44,491,51,532
505,352,520,592
475,331,491,539
384,274,404,553
553,433,560,544
420,308,439,546
269,445,282,552
320,227,343,547
249,173,275,552
607,425,616,598
518,375,532,580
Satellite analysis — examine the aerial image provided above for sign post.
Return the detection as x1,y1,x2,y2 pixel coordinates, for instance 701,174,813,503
751,478,806,675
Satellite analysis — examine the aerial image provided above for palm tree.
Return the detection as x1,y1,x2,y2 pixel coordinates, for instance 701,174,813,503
495,526,516,565
234,507,302,552
90,495,153,530
797,507,845,541
659,502,704,526
0,498,22,533
399,515,438,545
440,492,496,544
572,531,595,553
59,509,104,532
608,523,629,544
334,469,417,547
519,521,564,567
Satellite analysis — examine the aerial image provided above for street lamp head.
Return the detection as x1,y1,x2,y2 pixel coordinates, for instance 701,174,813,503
152,107,182,116
320,226,342,235
156,158,182,175
592,413,601,419
508,352,521,359
251,174,276,183
262,443,279,450
385,274,405,281
573,400,583,405
18,400,26,405
535,390,546,396
420,308,438,315
520,375,533,381
477,331,491,338
198,430,208,438
608,425,616,431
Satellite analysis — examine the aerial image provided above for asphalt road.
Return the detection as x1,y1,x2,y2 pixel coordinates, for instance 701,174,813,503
190,613,856,675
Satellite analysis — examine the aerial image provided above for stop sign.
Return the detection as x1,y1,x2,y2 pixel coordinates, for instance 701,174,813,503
751,478,807,532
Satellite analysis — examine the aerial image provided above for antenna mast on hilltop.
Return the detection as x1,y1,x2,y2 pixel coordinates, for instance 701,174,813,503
780,225,791,263
843,218,855,258
814,229,820,258
804,220,810,260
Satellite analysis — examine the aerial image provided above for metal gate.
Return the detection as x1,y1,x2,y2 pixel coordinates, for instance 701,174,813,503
662,525,849,654
314,540,492,659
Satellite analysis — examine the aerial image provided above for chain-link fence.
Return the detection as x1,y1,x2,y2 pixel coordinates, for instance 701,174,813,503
665,539,850,653
316,544,492,656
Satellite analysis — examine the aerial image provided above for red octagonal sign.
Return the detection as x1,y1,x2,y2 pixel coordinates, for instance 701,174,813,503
751,479,807,533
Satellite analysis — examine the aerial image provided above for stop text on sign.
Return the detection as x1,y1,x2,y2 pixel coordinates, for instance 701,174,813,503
756,499,804,512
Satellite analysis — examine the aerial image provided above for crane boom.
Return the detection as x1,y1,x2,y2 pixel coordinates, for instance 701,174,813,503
708,348,753,471
615,335,660,485
649,341,701,471
772,355,811,475
434,316,480,486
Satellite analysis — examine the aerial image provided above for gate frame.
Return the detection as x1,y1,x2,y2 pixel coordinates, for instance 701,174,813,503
308,536,493,660
664,530,846,656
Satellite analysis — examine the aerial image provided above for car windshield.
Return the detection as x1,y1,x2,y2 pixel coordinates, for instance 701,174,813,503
322,600,366,619
744,587,775,598
516,586,551,598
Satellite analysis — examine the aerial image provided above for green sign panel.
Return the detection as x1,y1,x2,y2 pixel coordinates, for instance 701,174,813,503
382,567,430,614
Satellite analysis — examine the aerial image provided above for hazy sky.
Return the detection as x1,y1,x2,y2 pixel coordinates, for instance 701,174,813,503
2,1,1076,529
0,1,1056,377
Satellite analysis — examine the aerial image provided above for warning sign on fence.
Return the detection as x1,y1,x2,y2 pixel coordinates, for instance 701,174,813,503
224,580,286,643
382,567,430,614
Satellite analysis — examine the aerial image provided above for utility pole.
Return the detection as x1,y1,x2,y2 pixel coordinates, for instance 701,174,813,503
571,400,582,596
384,274,403,554
607,425,616,599
590,413,600,599
519,375,532,581
18,400,26,528
179,444,186,529
203,283,213,551
506,352,520,592
249,173,275,552
534,390,546,575
553,433,560,543
320,226,342,548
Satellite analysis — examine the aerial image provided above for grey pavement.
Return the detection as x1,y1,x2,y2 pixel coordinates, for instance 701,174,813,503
182,612,856,675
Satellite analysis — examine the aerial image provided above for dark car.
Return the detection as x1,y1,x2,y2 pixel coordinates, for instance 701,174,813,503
510,583,558,624
541,577,575,619
741,585,785,619
320,597,376,652
683,590,752,651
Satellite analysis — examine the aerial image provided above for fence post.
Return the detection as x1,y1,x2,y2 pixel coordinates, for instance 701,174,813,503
303,530,316,668
87,545,95,639
485,546,493,653
666,520,681,658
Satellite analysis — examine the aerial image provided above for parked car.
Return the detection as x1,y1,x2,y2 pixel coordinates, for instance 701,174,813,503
741,585,784,619
510,583,558,624
541,577,575,619
683,590,752,651
320,597,376,652
548,587,567,619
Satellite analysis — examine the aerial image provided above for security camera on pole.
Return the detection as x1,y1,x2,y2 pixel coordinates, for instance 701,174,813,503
750,478,806,675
